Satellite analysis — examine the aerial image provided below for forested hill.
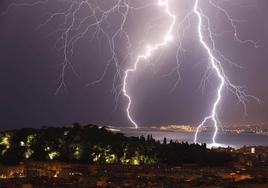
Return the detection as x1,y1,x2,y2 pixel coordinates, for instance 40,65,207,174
0,124,233,166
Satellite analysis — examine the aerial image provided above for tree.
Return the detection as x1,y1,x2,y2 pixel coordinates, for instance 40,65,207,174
163,137,167,145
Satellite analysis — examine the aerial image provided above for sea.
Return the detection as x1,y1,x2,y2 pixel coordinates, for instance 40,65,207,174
121,129,268,148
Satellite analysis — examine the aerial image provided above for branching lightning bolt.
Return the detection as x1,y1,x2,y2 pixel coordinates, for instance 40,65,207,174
2,0,260,145
193,0,259,145
193,0,224,145
122,0,176,128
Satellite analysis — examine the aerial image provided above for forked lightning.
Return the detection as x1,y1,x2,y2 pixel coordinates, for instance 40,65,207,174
2,0,259,145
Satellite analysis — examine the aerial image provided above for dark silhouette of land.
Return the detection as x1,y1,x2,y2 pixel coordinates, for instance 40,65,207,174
0,123,233,166
1,124,268,187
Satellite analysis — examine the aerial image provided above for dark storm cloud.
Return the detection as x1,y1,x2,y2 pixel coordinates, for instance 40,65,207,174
0,0,267,130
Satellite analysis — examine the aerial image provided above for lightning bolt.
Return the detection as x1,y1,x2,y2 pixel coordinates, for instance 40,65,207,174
123,0,259,137
193,0,259,145
122,0,176,129
193,0,224,145
2,0,260,145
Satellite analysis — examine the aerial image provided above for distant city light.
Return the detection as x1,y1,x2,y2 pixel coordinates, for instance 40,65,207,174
251,147,255,154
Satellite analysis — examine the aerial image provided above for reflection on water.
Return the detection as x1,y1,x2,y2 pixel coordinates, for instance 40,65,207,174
121,129,268,148
206,143,230,148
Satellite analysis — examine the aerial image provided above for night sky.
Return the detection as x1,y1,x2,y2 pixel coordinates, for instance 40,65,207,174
0,0,268,130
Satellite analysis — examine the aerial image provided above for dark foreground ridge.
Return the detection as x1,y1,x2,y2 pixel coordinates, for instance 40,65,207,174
1,124,268,187
0,123,232,166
